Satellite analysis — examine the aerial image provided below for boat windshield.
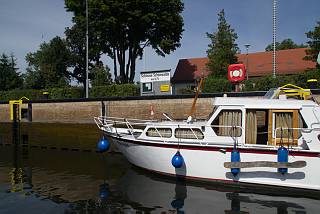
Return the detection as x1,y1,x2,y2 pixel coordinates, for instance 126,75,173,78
206,106,218,120
264,88,279,99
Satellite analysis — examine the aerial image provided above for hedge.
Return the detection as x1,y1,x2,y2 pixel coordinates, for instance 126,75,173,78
0,84,140,101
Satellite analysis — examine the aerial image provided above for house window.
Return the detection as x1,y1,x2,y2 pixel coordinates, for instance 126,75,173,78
175,128,204,139
142,82,153,93
211,110,242,137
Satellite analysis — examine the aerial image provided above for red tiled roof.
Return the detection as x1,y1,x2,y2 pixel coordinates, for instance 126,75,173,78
171,48,316,83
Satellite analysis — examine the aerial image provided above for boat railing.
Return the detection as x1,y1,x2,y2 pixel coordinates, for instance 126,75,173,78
94,116,158,138
311,106,320,128
273,127,320,147
94,116,244,144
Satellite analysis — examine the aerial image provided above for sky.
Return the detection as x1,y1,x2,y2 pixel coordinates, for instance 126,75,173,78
0,0,319,81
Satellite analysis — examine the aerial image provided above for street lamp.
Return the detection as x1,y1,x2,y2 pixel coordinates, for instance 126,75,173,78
85,0,89,98
244,44,250,80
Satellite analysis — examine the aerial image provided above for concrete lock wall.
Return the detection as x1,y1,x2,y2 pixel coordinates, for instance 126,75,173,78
0,98,214,124
1,94,320,124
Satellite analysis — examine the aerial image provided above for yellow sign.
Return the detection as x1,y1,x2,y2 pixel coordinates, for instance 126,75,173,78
160,84,170,92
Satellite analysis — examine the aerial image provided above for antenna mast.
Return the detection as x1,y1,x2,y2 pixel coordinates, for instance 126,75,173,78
272,0,277,78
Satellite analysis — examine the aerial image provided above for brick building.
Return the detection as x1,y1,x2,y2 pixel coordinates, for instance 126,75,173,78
171,48,316,94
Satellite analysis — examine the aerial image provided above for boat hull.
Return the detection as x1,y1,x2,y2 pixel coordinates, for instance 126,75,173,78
110,136,320,191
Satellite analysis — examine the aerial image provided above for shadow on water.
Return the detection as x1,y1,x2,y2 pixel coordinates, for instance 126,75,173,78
0,122,319,213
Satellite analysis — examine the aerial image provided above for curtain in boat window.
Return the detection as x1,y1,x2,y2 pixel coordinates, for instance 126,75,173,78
146,128,172,138
275,112,293,139
175,128,204,139
245,110,257,144
218,110,242,136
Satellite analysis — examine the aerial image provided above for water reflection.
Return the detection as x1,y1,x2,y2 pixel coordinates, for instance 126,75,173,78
0,122,319,213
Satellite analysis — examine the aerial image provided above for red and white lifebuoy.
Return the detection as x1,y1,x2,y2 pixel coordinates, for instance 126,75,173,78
228,64,246,83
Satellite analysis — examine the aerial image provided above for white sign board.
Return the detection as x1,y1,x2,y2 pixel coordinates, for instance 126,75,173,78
140,71,170,83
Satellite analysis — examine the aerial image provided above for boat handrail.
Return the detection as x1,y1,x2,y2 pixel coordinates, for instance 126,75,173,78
97,116,156,123
273,127,320,147
311,106,320,126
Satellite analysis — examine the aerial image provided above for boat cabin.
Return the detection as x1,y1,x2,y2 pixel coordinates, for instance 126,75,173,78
204,97,320,150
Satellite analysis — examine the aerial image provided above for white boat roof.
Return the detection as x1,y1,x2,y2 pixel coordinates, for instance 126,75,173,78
213,97,318,109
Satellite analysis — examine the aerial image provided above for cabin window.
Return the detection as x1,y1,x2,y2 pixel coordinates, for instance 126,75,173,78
274,112,294,138
175,128,204,139
146,128,172,138
268,110,305,146
211,110,242,137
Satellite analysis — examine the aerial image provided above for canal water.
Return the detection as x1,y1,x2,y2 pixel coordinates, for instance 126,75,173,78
0,123,320,213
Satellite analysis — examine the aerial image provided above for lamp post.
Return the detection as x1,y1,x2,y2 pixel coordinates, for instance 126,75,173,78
85,0,89,98
244,44,250,80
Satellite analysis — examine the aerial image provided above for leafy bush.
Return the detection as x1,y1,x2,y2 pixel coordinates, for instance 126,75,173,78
90,84,139,97
0,84,140,101
47,87,83,99
202,77,232,93
242,69,320,91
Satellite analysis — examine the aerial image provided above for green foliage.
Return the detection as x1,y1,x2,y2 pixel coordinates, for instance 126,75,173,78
65,20,101,91
0,89,41,101
24,36,73,89
202,76,232,93
206,9,239,77
0,84,139,101
0,53,23,91
242,70,320,91
265,38,307,51
90,62,112,87
304,21,320,68
90,84,139,97
48,87,84,99
177,87,194,95
65,0,184,83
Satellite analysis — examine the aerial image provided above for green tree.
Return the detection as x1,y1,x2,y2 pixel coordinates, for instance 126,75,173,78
24,36,73,89
206,9,239,77
90,62,112,87
65,17,102,91
265,38,307,51
304,21,320,68
65,0,184,84
0,53,23,90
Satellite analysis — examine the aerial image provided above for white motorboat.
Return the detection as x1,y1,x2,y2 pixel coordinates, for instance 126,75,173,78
94,88,320,191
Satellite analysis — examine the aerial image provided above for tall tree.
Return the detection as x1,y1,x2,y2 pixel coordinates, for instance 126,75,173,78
304,21,320,68
206,9,239,77
0,53,23,90
265,38,306,51
65,0,184,83
91,61,112,87
65,15,102,91
24,36,73,89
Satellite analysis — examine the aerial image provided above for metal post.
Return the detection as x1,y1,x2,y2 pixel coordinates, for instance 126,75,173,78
85,0,89,98
272,0,277,78
244,44,250,80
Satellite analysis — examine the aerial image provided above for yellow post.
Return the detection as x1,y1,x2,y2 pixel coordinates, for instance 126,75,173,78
9,100,22,121
9,97,29,121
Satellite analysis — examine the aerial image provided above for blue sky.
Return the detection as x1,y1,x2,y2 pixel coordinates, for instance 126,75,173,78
0,0,319,81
